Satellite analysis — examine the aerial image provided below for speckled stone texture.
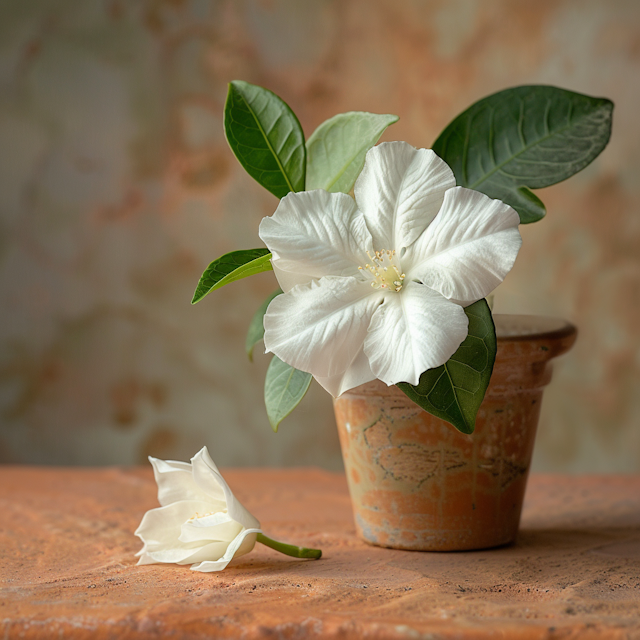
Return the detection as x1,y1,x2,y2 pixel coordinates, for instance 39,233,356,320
1,467,639,639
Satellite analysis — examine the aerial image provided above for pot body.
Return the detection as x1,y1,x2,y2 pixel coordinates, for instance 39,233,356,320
333,315,577,551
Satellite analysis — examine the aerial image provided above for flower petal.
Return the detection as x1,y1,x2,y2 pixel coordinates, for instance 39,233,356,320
364,282,468,385
140,539,230,565
314,348,376,397
135,499,212,550
270,258,305,293
179,513,243,544
264,276,382,378
405,187,522,306
149,457,216,508
136,498,239,565
191,447,260,531
258,190,373,292
354,142,455,251
190,528,262,573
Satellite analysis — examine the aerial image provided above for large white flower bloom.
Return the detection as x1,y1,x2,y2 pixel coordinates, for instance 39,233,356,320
135,447,261,572
258,142,522,396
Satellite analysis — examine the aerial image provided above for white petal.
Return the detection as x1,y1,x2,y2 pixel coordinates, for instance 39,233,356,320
179,513,243,544
190,528,262,573
189,448,225,502
258,190,373,292
135,499,212,550
149,457,215,508
135,499,242,566
264,276,382,378
136,551,155,565
143,539,230,565
354,142,455,251
314,348,376,397
364,282,468,385
270,258,306,293
406,187,522,306
191,447,260,531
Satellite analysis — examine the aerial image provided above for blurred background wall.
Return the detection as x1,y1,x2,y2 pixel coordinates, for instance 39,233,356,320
0,0,638,471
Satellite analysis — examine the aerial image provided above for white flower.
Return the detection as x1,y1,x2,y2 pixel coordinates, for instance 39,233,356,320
135,446,261,572
258,142,522,396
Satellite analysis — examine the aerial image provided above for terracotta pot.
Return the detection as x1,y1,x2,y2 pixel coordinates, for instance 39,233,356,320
333,314,577,551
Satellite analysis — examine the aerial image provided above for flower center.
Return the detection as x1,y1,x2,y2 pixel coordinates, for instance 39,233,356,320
188,510,222,521
358,249,405,292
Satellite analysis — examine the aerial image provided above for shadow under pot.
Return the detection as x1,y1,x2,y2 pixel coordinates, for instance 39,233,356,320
333,314,577,552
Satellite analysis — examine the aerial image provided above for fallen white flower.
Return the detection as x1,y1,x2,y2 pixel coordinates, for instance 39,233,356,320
135,447,320,572
259,142,522,396
135,447,261,572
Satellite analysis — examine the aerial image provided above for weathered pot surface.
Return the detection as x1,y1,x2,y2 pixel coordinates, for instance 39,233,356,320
333,314,577,551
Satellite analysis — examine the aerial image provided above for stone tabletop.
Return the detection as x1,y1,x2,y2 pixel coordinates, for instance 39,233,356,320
1,467,639,639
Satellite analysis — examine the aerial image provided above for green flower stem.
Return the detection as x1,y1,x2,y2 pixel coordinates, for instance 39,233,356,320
256,532,322,559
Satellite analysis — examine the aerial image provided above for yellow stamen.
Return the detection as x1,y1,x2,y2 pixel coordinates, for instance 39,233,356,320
359,249,405,292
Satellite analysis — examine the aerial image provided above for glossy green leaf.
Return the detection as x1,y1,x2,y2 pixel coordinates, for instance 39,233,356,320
191,249,272,304
433,86,613,223
306,112,399,193
245,288,282,361
264,355,312,432
397,299,496,434
224,81,306,199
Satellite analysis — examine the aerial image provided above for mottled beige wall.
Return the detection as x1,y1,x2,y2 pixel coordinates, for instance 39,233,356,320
0,0,638,471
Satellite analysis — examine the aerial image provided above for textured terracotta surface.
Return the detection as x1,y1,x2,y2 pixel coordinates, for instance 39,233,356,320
2,467,640,639
0,1,639,473
334,316,577,551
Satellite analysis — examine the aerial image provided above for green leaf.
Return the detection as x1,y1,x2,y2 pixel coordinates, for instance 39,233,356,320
224,81,306,199
397,299,496,434
306,112,399,193
264,355,312,432
245,289,282,361
432,85,613,223
191,249,272,304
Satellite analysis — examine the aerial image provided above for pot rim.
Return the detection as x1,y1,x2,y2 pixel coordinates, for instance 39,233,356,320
493,314,577,343
492,314,577,363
